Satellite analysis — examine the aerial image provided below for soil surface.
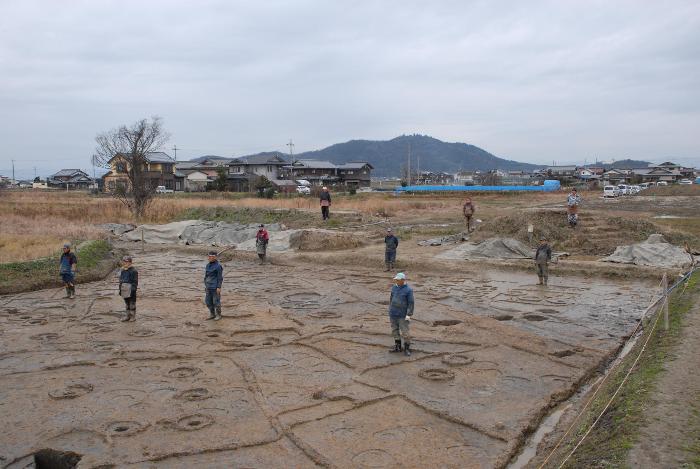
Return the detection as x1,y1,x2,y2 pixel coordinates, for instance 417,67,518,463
627,295,700,467
0,246,655,468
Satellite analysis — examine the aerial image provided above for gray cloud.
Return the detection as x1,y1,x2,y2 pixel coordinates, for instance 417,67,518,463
1,0,699,178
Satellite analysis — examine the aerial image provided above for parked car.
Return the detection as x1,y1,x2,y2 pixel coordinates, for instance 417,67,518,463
656,181,668,186
639,182,651,189
617,184,630,195
678,179,693,185
603,185,620,198
296,185,311,195
630,185,642,194
155,185,174,194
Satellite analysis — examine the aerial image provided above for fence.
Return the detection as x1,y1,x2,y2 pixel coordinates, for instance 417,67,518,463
538,263,699,468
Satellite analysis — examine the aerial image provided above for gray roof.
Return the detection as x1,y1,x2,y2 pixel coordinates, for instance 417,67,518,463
145,152,175,163
336,162,374,170
175,162,198,169
231,154,286,165
52,169,88,177
546,165,578,171
294,160,337,169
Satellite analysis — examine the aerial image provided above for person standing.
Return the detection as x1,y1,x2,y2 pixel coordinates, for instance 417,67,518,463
118,256,138,322
384,228,399,271
319,186,331,220
256,224,270,265
534,236,552,286
566,188,581,228
388,272,414,357
463,197,476,232
59,243,77,299
204,251,223,321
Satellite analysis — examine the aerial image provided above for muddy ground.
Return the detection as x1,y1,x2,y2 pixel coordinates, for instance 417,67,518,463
0,243,656,468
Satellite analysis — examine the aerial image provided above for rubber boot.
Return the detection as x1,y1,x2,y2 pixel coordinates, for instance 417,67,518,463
69,286,76,298
214,305,222,321
206,308,216,320
543,278,548,286
128,307,136,321
64,287,71,299
538,277,543,285
389,340,402,353
384,263,390,272
120,310,130,322
403,342,411,357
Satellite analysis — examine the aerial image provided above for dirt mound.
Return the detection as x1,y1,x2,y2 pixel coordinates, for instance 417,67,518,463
437,237,533,260
122,221,283,246
602,234,694,268
289,229,365,251
473,210,665,256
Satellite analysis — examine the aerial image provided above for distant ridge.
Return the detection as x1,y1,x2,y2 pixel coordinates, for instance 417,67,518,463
188,135,544,177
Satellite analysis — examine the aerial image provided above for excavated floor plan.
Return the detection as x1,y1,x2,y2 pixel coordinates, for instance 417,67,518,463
0,249,655,468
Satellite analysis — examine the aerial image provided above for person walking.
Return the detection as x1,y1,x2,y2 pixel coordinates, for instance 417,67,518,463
256,224,269,265
388,272,414,357
204,251,223,321
118,256,138,322
384,228,399,271
463,197,476,232
59,243,77,299
319,186,331,220
534,236,552,286
566,188,581,228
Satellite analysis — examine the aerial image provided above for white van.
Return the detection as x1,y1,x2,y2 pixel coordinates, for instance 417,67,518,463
603,186,620,198
656,181,668,186
617,184,629,195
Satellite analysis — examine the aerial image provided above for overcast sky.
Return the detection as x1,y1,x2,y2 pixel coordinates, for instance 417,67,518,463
1,0,699,178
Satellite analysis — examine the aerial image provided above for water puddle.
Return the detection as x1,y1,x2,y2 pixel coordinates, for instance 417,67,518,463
508,404,571,469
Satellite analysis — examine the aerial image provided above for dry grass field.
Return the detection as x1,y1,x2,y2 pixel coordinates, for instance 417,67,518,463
2,186,698,263
0,190,558,262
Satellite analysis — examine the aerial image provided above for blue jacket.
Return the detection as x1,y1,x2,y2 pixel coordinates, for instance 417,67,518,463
59,252,77,274
385,235,399,251
389,284,414,318
119,267,138,294
204,260,223,289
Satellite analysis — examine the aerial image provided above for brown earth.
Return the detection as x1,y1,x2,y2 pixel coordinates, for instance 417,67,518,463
0,244,656,468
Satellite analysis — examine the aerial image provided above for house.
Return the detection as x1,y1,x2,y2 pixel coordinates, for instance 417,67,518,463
281,160,340,186
228,153,287,180
280,159,374,188
602,169,631,185
628,167,681,184
417,171,454,185
103,152,180,193
545,165,578,177
179,170,211,192
335,162,374,187
48,169,95,190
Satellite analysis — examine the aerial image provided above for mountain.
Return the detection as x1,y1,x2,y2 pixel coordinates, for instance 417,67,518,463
188,135,543,177
293,135,542,177
606,159,652,170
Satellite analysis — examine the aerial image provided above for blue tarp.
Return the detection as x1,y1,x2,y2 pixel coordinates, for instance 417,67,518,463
394,180,561,192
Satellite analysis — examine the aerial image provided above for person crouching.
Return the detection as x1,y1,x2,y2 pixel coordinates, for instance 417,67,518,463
388,272,414,356
119,256,138,322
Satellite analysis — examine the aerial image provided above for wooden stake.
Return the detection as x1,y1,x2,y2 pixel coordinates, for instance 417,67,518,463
662,273,669,331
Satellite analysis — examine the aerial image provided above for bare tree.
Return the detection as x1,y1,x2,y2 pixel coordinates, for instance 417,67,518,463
92,117,170,218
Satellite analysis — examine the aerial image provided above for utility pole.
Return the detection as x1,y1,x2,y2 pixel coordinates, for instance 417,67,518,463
171,145,178,161
407,143,411,185
286,139,295,162
33,166,37,180
417,153,420,184
12,159,15,184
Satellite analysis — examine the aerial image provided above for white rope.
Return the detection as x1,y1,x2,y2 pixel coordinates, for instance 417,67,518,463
539,266,698,468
